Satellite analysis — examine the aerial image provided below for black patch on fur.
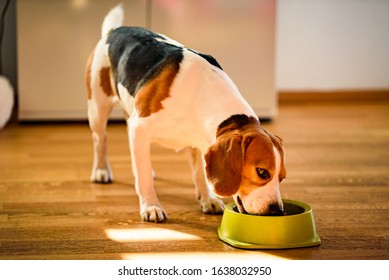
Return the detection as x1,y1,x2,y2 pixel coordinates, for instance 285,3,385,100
219,114,255,129
106,27,224,98
217,114,259,136
189,49,223,70
107,27,183,97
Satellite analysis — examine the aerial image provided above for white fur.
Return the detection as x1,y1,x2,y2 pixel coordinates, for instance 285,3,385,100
117,83,134,115
0,76,14,129
102,4,124,38
155,34,184,48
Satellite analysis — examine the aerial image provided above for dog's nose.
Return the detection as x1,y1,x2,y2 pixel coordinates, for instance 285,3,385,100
267,204,284,216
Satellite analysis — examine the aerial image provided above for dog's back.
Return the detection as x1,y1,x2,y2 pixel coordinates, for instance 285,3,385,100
86,5,252,148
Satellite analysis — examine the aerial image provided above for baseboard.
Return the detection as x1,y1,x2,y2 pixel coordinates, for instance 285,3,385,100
278,89,389,103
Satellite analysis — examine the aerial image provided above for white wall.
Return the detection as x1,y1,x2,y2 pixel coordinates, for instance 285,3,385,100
276,0,389,91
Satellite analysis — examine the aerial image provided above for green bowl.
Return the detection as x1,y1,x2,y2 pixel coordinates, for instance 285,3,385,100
218,199,321,249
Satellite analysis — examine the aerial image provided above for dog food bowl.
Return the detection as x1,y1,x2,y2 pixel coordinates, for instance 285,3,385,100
218,199,321,249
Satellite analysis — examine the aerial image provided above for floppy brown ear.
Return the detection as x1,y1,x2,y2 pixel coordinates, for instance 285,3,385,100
204,135,243,197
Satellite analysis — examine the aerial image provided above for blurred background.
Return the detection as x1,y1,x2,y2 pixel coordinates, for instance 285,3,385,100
1,0,389,122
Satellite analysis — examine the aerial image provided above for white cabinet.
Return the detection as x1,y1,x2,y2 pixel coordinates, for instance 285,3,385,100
17,0,276,120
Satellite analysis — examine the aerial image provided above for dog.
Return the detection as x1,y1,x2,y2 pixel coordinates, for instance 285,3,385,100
85,5,286,222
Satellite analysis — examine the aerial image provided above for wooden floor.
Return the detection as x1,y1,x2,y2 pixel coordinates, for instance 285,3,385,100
0,100,388,260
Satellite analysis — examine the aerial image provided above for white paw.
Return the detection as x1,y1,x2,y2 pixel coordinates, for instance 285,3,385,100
91,168,112,184
140,205,167,223
199,197,225,214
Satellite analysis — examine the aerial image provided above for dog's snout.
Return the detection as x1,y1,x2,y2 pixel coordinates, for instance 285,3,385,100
267,204,284,216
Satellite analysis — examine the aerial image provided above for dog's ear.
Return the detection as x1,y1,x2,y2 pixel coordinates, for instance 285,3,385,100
204,134,243,197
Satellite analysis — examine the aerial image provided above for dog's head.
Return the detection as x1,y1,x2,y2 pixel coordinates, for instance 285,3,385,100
204,117,286,216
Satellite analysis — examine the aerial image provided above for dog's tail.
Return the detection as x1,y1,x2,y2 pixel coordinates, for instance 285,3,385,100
101,4,124,38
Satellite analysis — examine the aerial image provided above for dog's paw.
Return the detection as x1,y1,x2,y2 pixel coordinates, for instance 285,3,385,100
140,205,167,223
91,168,112,184
199,197,225,214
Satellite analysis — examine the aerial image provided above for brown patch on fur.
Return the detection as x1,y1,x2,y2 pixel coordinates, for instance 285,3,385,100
99,67,115,97
134,63,179,118
263,128,287,180
85,49,94,99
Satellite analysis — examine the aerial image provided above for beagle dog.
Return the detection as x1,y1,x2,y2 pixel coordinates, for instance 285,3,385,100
85,5,286,222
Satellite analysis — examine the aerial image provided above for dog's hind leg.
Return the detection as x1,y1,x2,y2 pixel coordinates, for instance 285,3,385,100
187,147,225,214
88,97,114,183
86,43,116,183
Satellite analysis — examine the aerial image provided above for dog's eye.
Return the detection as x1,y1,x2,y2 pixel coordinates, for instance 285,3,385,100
256,168,270,180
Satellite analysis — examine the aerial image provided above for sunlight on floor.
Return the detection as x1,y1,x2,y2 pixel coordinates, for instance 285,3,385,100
105,228,203,242
121,252,288,260
105,227,289,260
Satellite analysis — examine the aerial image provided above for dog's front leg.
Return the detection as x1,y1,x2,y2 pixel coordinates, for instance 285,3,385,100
128,118,167,222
